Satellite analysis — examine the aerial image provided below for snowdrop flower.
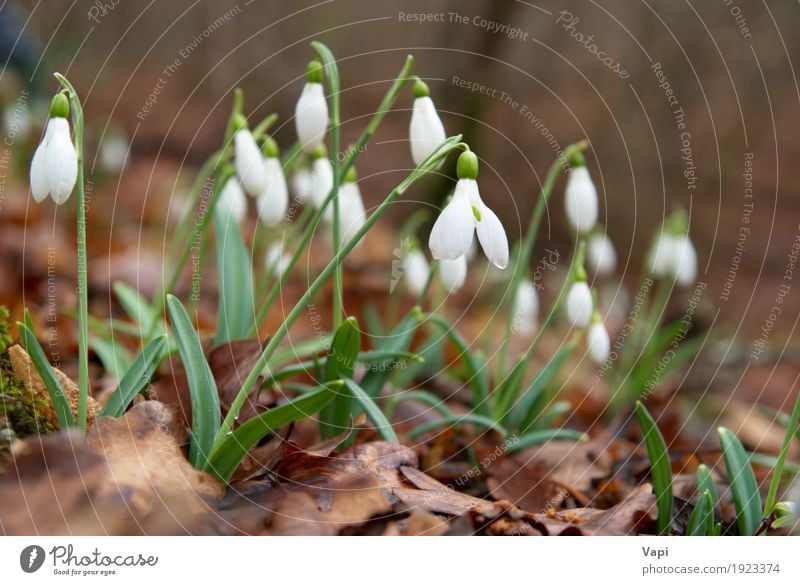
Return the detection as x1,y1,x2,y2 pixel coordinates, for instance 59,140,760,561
513,280,539,336
233,115,267,196
256,137,289,227
587,316,611,364
409,78,446,166
565,264,593,328
648,230,675,278
438,255,468,293
586,228,617,276
264,243,291,277
290,167,312,204
429,150,509,268
309,145,334,220
100,130,129,173
402,247,430,296
217,176,247,223
295,60,328,153
670,234,697,287
564,153,598,234
338,167,366,245
30,93,78,205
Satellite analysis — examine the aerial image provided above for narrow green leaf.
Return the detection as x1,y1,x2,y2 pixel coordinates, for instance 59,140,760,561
504,428,587,454
686,490,714,536
101,335,168,417
17,324,75,428
269,338,330,370
695,463,719,509
167,295,220,467
113,281,161,336
409,414,506,439
206,383,337,481
635,401,673,535
764,392,800,517
359,308,422,398
389,390,452,418
213,211,255,344
320,317,361,438
718,426,763,535
89,334,132,382
342,378,398,442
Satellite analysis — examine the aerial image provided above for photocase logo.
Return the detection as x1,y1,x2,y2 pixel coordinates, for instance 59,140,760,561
19,545,45,573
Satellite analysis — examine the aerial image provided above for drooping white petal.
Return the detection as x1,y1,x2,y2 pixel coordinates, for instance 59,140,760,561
564,166,598,234
30,131,50,203
295,82,328,153
234,129,267,196
310,157,334,220
671,234,697,287
43,118,77,205
587,232,617,276
587,322,611,364
403,250,430,296
649,233,676,277
290,168,312,204
217,177,247,223
257,157,289,227
438,255,468,293
264,243,291,277
338,182,366,246
566,281,593,328
472,196,509,269
429,179,476,260
514,280,539,336
409,96,446,166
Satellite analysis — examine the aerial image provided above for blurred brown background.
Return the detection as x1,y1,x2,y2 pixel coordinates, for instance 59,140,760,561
2,0,799,350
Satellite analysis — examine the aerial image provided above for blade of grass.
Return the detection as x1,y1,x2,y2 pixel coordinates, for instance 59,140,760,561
319,317,361,438
343,378,398,443
504,428,587,454
635,401,673,535
409,414,506,439
686,490,714,536
101,335,168,417
763,392,800,517
213,210,255,345
695,463,719,509
718,426,763,535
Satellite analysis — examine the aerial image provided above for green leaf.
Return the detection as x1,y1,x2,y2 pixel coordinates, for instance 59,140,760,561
695,463,719,509
113,281,164,338
89,334,132,382
206,383,337,481
718,426,763,535
428,315,490,417
166,295,221,468
358,308,422,398
388,390,452,419
343,379,398,443
269,337,330,370
213,211,255,344
320,317,361,439
764,391,800,517
686,490,714,536
101,335,168,417
504,428,587,454
409,414,506,439
635,401,673,535
263,350,421,386
17,323,75,429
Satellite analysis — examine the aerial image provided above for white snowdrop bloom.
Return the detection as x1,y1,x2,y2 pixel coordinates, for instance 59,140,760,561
234,127,267,196
264,243,291,277
217,177,247,223
257,149,289,227
43,117,78,205
338,179,366,245
403,249,430,296
564,163,598,234
514,280,539,336
587,230,617,276
409,78,446,166
30,120,52,203
428,151,509,269
649,232,676,278
670,234,697,287
100,132,129,173
587,321,611,364
438,255,468,293
290,168,312,204
295,60,328,153
566,281,593,328
310,153,334,220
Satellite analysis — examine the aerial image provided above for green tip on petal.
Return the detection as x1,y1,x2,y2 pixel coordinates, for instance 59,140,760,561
306,60,323,83
343,165,358,183
568,151,586,168
231,112,248,132
471,205,482,222
457,150,479,180
49,93,70,119
262,136,280,158
310,143,328,160
412,77,430,98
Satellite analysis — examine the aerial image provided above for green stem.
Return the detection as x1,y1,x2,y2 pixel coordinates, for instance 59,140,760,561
497,140,589,376
764,392,800,517
54,74,88,432
209,136,463,461
247,53,415,335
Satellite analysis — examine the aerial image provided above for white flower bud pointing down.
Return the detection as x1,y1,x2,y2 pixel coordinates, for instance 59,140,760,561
257,157,289,227
587,231,617,276
409,95,446,166
234,129,267,196
217,177,247,223
564,165,598,234
649,232,675,278
514,280,539,337
295,82,328,153
587,321,611,364
438,256,468,293
43,117,78,205
290,168,312,204
265,243,291,277
30,121,51,203
566,281,593,328
403,249,430,296
338,180,366,246
671,234,697,287
310,156,334,220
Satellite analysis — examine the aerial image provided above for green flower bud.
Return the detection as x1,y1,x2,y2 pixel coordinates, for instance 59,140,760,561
412,77,430,98
456,150,479,180
306,60,323,84
343,165,358,183
568,150,586,168
49,93,70,119
262,136,279,158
